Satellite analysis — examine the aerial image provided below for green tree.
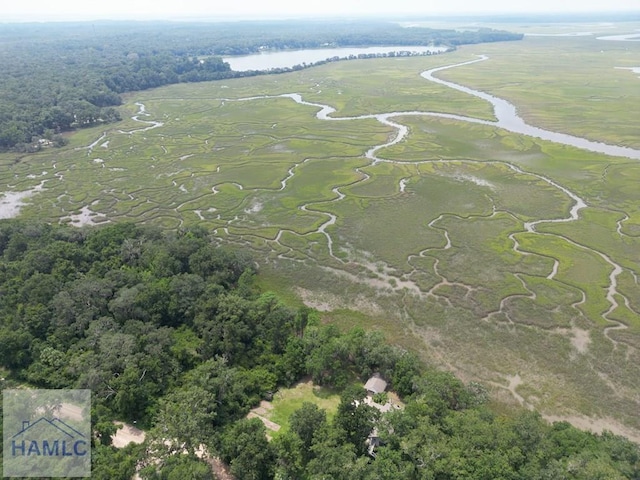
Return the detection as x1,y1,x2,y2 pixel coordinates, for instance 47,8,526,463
411,369,474,422
548,422,598,459
334,385,380,455
271,431,304,479
277,336,307,386
0,326,33,369
290,402,327,462
220,418,274,480
367,447,415,479
111,364,156,421
149,385,216,457
307,439,360,480
140,454,213,480
170,326,203,369
392,351,421,398
91,443,141,480
92,404,119,447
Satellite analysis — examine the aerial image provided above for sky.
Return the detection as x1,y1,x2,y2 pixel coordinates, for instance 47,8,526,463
2,0,639,22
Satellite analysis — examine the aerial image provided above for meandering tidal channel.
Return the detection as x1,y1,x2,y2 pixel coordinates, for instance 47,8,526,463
74,54,640,348
216,54,640,347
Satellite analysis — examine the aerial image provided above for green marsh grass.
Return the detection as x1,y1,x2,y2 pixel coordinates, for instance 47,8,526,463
2,33,640,437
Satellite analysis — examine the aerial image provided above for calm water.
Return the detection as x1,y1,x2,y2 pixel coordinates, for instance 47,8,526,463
277,56,640,160
227,51,640,160
421,56,640,160
224,46,448,71
597,32,640,41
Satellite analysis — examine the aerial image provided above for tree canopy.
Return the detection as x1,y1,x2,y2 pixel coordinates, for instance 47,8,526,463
0,220,636,478
0,20,523,150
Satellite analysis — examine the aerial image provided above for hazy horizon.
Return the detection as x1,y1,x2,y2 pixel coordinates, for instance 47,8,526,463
2,0,639,23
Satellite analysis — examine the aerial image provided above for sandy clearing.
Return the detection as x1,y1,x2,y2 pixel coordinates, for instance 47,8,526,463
554,326,591,354
35,402,86,422
247,399,280,435
111,421,146,448
363,395,401,413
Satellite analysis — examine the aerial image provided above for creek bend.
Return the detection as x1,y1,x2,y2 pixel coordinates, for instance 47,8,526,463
422,56,640,160
228,55,640,160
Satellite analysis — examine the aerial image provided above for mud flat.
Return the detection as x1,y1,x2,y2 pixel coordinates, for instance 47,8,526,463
0,181,46,219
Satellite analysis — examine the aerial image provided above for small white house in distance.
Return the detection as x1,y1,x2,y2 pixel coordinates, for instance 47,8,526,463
364,374,387,396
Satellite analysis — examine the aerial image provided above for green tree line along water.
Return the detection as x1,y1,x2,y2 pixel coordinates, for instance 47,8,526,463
0,21,522,150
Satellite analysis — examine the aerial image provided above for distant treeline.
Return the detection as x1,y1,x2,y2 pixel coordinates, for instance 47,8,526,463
0,21,523,150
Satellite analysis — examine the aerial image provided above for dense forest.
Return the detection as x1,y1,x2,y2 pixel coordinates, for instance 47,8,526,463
0,20,523,150
0,221,637,479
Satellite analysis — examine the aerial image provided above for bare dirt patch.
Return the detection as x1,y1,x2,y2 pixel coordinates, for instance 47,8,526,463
570,326,591,353
111,421,146,448
250,400,275,417
490,372,640,442
544,413,640,444
60,202,109,227
259,399,274,410
206,457,235,480
296,287,339,311
296,286,383,315
0,182,46,219
555,326,591,354
247,410,281,432
247,400,280,436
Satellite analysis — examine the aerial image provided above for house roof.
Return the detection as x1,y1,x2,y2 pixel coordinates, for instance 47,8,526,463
364,376,387,394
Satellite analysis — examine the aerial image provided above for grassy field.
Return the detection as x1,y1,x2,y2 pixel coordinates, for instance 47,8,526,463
2,22,640,440
258,381,341,438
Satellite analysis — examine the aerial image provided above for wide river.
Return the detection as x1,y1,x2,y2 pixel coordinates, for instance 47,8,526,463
223,45,447,71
